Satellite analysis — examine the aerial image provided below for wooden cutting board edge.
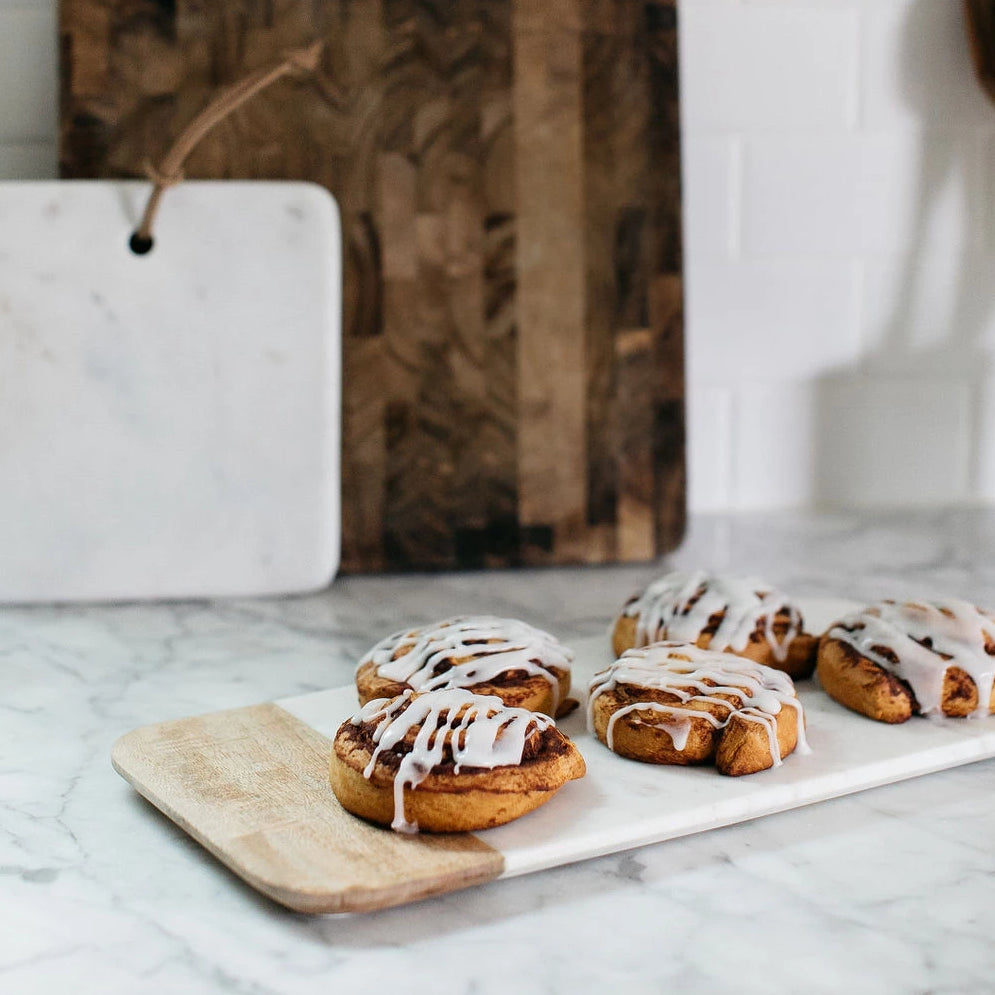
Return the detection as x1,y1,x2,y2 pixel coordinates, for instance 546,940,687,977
110,702,504,914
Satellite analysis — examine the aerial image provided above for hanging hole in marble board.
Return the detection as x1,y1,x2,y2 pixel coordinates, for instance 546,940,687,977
128,232,154,255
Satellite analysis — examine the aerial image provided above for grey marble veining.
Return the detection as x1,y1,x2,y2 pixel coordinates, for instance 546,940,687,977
4,509,995,994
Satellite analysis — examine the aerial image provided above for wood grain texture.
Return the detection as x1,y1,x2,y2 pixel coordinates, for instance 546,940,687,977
60,0,685,571
111,702,504,913
513,2,587,548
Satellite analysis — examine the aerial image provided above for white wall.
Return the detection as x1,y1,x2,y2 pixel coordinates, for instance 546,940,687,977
0,1,58,178
681,0,995,512
1,0,992,514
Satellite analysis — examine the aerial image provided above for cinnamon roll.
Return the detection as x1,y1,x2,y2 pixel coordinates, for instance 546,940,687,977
354,616,574,718
588,643,809,776
329,688,586,833
817,599,995,723
612,570,818,679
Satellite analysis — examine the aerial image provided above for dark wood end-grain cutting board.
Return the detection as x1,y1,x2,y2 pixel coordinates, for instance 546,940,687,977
59,0,685,572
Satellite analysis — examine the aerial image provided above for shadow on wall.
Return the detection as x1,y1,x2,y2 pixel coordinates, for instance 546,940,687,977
814,0,995,508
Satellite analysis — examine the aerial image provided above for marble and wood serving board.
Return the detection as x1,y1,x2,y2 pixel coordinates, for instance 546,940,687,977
111,599,995,914
60,0,686,572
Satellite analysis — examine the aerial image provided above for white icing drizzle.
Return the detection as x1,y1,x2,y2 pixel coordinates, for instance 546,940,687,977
352,688,553,833
359,615,572,712
623,570,803,663
588,642,809,765
828,599,995,718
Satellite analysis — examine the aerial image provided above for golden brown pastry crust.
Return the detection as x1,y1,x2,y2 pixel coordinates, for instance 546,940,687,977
330,691,586,833
589,644,805,777
815,637,916,723
612,614,817,680
817,600,995,723
354,617,574,718
612,572,818,680
715,709,800,777
355,657,571,718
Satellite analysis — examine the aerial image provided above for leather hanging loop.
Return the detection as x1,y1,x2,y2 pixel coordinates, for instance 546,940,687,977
131,40,324,252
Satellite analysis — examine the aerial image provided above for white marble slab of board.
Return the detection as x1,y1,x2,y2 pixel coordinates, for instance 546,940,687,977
278,597,995,878
0,181,341,602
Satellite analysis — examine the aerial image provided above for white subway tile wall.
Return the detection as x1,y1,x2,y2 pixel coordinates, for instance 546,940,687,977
686,258,862,383
2,0,994,511
681,0,995,511
679,2,860,132
687,384,734,511
814,377,973,506
741,133,978,257
732,383,817,510
0,6,57,144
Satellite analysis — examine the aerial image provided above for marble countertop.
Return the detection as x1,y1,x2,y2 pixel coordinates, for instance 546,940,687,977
5,508,995,994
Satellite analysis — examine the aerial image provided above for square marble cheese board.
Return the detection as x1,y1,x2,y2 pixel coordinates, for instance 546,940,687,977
0,180,341,602
111,597,995,914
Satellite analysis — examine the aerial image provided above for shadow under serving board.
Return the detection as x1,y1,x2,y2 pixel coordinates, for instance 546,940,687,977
111,599,995,913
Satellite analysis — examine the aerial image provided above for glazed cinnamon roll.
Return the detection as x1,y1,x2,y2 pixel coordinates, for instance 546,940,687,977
612,570,818,679
330,688,586,833
588,642,809,776
354,616,574,717
817,599,995,723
